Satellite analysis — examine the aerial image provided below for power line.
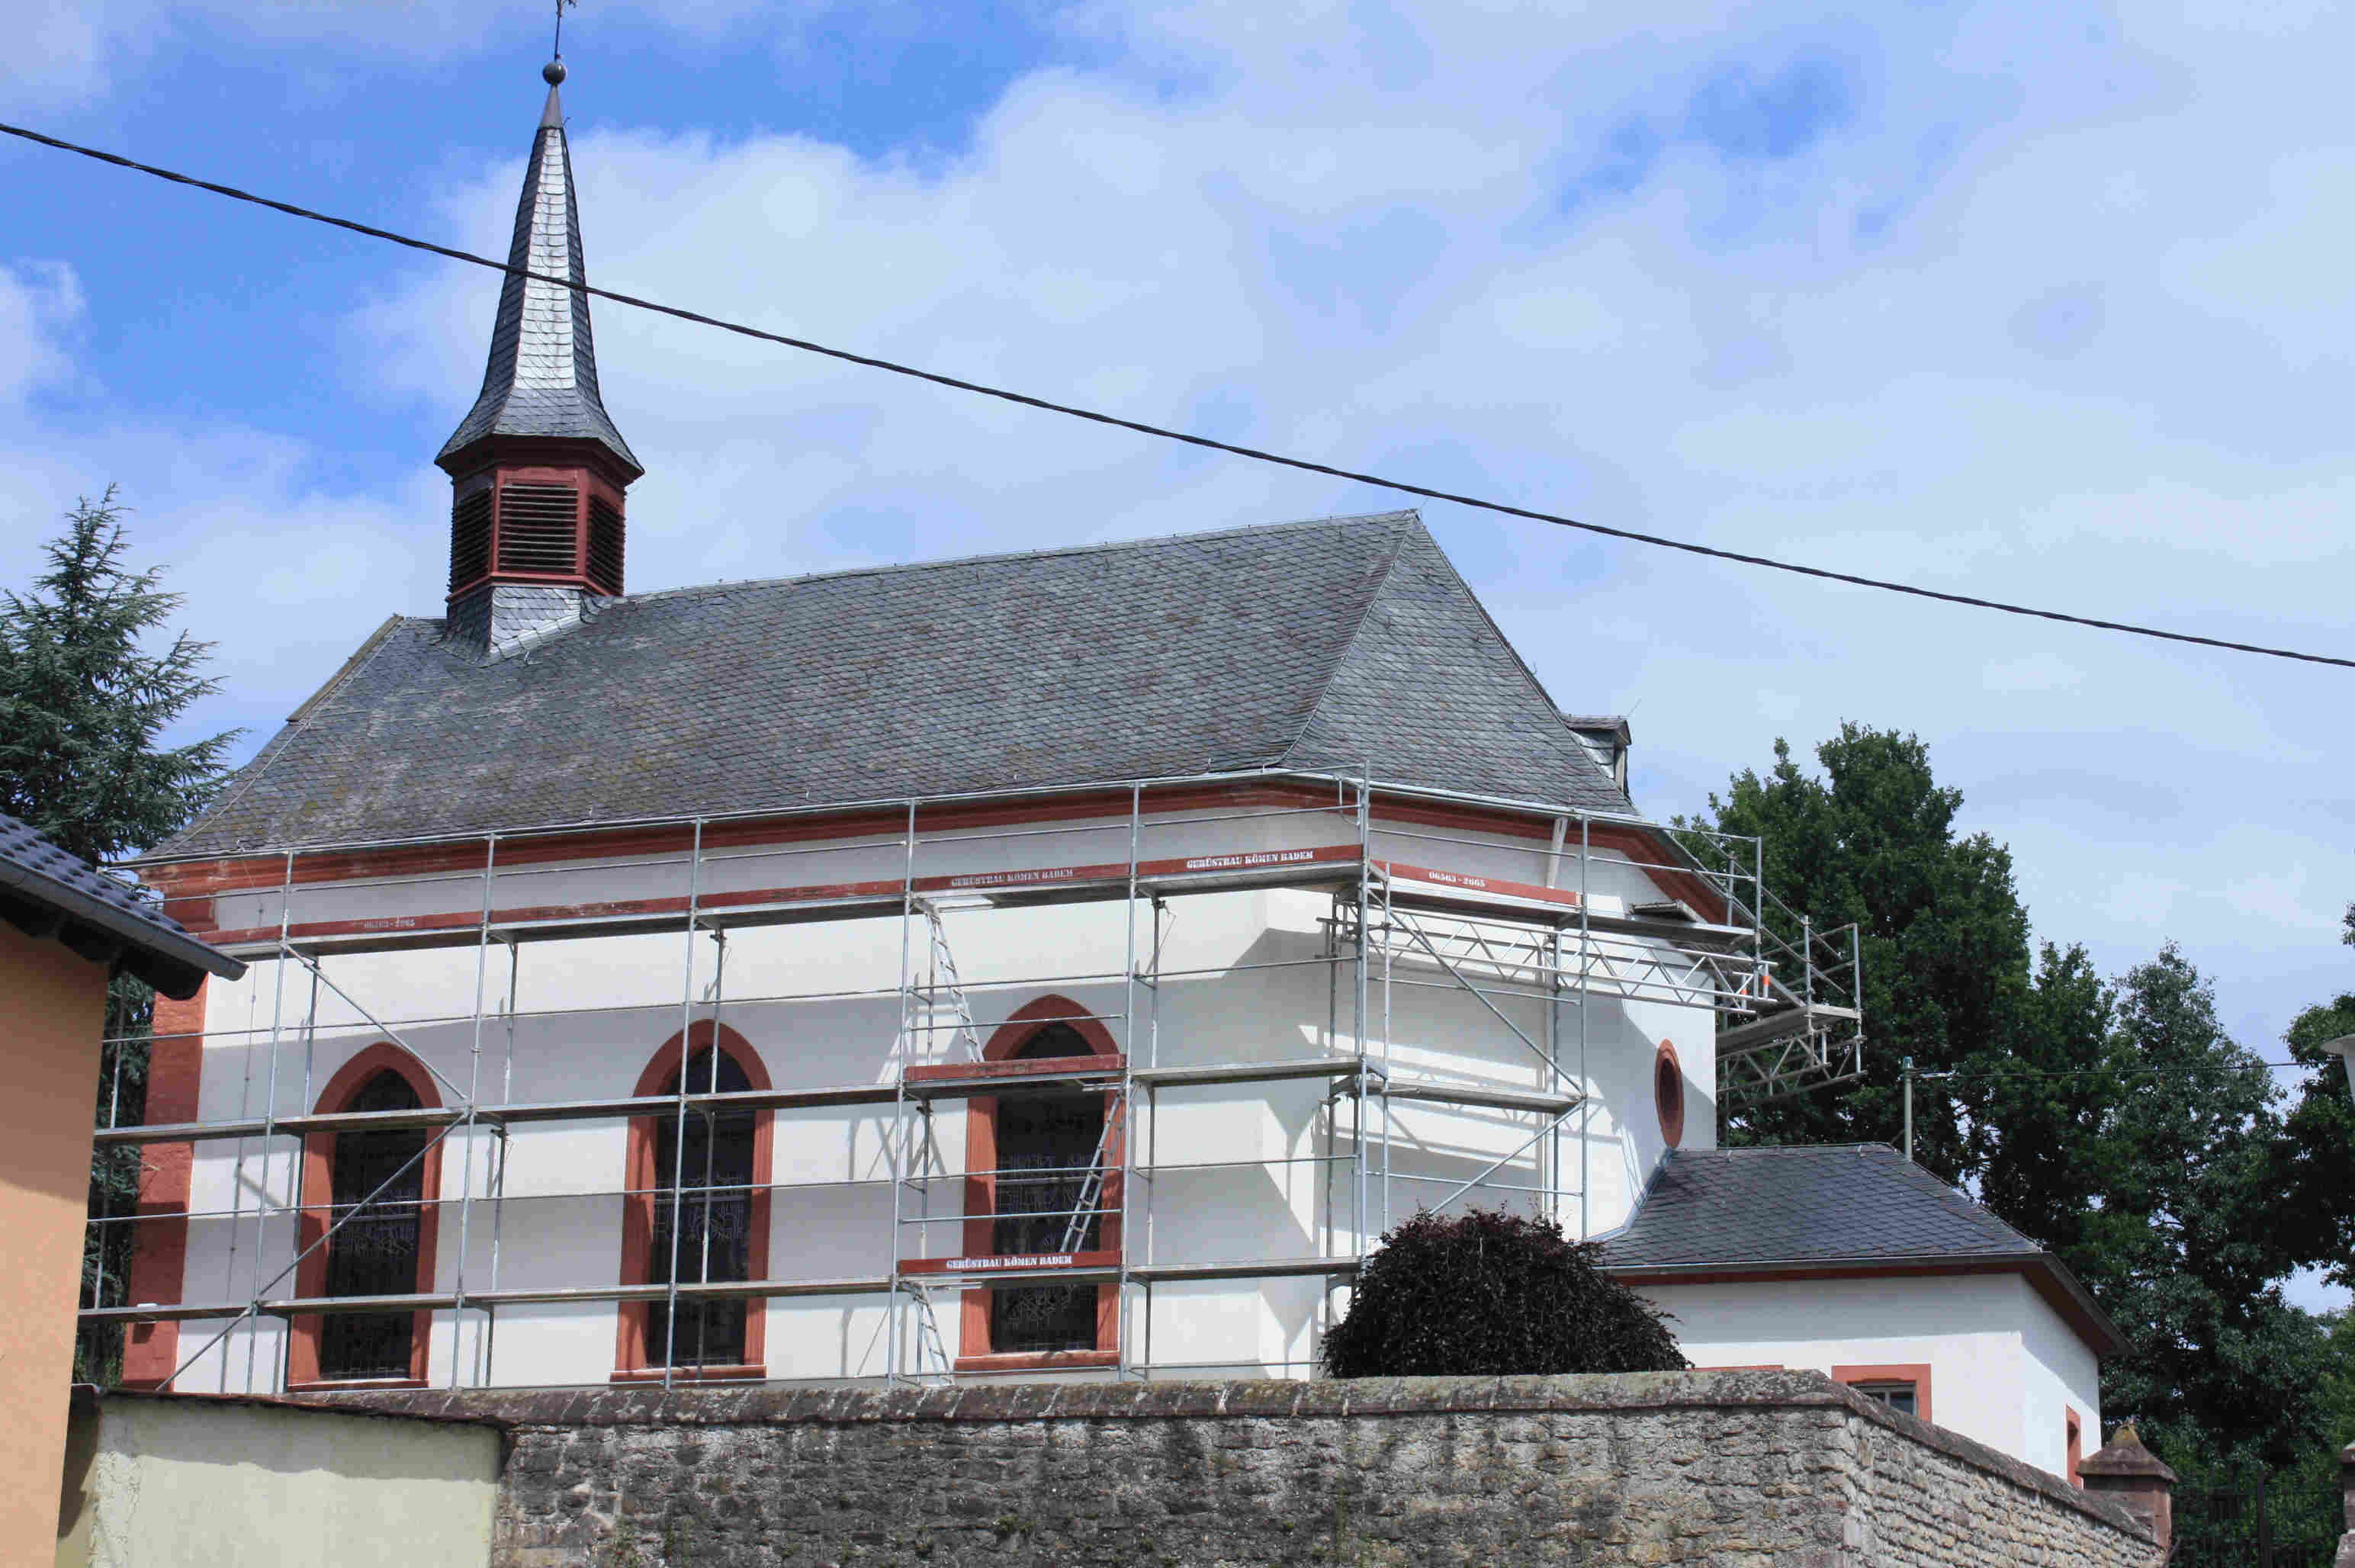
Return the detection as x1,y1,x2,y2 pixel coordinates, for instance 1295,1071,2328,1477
1918,1061,2308,1081
5,117,2351,673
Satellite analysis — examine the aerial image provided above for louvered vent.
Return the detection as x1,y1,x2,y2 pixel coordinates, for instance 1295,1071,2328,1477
496,484,580,575
448,487,493,592
587,494,625,595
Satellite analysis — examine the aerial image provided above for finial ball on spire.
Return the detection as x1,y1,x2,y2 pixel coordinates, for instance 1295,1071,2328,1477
544,59,567,85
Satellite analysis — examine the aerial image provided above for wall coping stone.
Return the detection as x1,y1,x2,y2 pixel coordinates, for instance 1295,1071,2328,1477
308,1369,2151,1544
72,1383,494,1428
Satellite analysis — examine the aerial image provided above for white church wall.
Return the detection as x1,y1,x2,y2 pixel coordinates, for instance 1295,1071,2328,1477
1136,1274,1329,1375
1637,1271,2077,1476
165,805,1727,1393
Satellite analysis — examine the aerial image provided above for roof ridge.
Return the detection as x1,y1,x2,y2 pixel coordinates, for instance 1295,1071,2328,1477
1694,1143,2045,1248
1270,520,1422,773
604,510,1424,608
1397,525,1628,805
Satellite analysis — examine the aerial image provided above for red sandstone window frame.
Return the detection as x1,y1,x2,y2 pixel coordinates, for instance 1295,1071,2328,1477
1654,1039,1685,1148
2066,1408,2083,1486
287,1042,444,1391
612,1021,774,1383
954,995,1124,1372
1833,1363,1933,1424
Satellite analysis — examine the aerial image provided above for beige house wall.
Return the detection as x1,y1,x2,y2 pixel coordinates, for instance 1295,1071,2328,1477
55,1393,498,1568
0,921,108,1568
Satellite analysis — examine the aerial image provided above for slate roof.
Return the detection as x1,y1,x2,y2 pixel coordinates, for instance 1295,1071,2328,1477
1598,1145,2043,1268
149,512,1636,860
0,813,243,998
1598,1144,2128,1353
436,79,638,474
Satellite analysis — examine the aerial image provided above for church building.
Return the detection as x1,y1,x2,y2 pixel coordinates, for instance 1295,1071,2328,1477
98,59,2114,1484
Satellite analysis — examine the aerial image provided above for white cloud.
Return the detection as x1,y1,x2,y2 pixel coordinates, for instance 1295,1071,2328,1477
8,0,2354,1059
0,275,438,728
0,262,84,403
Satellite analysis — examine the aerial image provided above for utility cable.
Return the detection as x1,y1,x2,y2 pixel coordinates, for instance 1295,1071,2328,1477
1916,1061,2306,1080
4,117,2351,671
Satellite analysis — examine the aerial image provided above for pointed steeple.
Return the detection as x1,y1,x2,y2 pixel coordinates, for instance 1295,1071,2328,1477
439,59,638,474
437,58,642,652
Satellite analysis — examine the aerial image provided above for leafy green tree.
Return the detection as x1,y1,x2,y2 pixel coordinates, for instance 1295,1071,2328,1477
0,488,236,1379
1689,725,2335,1475
2088,948,2316,1470
2272,902,2355,1294
1682,724,2032,1182
1968,940,2130,1268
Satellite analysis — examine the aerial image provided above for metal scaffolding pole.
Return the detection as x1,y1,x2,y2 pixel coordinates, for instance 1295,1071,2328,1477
1118,782,1139,1378
91,771,1862,1391
887,800,915,1383
233,848,294,1392
1352,778,1370,1268
689,929,729,1379
659,819,705,1390
484,935,519,1386
1579,814,1591,1242
450,832,496,1387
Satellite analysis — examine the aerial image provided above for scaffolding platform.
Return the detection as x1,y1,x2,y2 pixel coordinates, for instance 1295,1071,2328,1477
85,773,1863,1393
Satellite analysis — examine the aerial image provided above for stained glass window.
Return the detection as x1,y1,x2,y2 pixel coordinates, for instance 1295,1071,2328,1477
320,1069,426,1380
646,1047,756,1367
988,1022,1102,1354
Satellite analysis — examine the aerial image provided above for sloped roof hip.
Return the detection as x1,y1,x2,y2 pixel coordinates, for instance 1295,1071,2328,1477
148,512,1637,860
1598,1144,2127,1357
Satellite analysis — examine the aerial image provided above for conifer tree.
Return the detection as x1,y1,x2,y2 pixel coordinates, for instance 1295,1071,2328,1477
0,488,238,1377
1,487,236,861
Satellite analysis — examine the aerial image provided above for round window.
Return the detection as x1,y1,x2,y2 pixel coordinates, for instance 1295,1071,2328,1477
1654,1041,1685,1148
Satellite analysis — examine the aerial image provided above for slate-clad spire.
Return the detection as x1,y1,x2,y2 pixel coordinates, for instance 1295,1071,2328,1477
437,59,642,654
438,61,638,473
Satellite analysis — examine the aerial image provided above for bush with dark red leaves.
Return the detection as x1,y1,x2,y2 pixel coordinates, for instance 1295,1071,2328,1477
1322,1209,1686,1378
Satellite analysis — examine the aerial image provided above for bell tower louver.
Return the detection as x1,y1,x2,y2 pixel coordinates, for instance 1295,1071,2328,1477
437,58,642,651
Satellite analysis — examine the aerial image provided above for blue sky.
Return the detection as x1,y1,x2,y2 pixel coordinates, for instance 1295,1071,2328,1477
3,3,2349,1303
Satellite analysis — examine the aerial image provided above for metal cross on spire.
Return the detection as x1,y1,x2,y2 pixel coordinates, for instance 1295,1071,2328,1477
553,0,575,62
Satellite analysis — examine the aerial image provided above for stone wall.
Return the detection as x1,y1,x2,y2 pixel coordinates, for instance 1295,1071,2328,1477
334,1370,2158,1568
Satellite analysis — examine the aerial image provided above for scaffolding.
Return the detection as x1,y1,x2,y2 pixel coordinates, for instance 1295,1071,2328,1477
82,771,1863,1392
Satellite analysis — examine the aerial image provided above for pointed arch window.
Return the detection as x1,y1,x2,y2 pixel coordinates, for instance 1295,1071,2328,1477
289,1043,442,1389
953,996,1123,1369
616,1023,773,1380
990,1023,1106,1354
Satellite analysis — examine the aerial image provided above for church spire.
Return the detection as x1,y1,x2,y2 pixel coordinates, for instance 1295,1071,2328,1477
437,56,641,651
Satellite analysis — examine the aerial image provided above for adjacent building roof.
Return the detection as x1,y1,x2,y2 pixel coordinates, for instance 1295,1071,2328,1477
148,512,1636,860
1598,1145,2125,1354
436,75,638,474
0,813,245,998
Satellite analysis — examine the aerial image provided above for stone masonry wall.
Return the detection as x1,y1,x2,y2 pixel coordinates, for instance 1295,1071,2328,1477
333,1371,2157,1568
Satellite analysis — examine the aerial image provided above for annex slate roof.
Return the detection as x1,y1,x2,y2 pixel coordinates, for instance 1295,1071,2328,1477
1597,1145,2046,1270
150,512,1636,860
436,76,639,474
0,812,243,997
